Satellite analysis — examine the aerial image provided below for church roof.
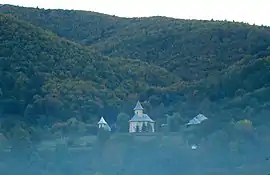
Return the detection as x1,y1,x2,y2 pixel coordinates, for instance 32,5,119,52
129,114,155,123
103,124,111,131
134,101,143,110
98,117,108,125
98,117,111,131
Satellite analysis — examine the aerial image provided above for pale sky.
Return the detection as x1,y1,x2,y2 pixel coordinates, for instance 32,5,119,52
0,0,269,26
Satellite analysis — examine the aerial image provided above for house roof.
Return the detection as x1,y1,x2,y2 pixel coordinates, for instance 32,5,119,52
134,101,143,110
98,117,108,125
186,113,208,125
129,114,155,123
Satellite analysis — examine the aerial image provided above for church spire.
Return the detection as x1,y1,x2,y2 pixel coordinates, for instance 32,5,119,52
134,101,143,117
98,117,107,125
134,100,143,110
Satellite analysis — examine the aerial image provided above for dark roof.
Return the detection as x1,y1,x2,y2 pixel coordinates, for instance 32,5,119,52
129,114,154,123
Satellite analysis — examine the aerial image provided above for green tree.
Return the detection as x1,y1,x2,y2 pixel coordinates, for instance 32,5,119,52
97,127,111,144
146,123,153,132
1,6,270,133
116,112,130,133
166,112,182,132
8,124,31,151
23,104,36,125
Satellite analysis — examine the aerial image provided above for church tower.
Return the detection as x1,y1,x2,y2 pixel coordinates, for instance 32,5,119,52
129,100,155,133
134,100,143,117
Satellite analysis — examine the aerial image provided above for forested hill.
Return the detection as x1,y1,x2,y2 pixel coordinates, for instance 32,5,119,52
0,4,270,129
0,13,181,125
1,6,270,175
1,5,270,81
0,5,128,44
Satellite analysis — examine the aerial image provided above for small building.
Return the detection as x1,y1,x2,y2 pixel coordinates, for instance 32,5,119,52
186,113,208,126
129,101,155,133
98,117,111,131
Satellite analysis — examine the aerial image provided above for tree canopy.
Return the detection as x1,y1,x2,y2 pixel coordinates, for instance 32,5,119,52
0,4,270,129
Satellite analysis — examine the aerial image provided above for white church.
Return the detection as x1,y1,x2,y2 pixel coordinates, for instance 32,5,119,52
97,101,155,133
128,101,155,133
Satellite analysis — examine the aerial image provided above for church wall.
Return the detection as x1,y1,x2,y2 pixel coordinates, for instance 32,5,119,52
129,122,137,132
129,121,155,133
150,123,155,132
135,110,143,117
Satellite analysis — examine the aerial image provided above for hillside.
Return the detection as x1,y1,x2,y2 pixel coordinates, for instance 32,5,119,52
1,5,270,82
1,5,270,175
0,13,181,126
0,4,127,44
0,5,270,128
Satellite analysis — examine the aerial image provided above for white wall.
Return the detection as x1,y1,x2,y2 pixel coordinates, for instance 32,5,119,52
129,121,155,133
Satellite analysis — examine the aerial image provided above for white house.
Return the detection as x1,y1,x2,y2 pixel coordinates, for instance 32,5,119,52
98,117,111,131
129,101,155,133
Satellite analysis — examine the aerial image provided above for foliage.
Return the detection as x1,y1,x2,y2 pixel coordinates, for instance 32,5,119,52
97,127,111,144
1,5,269,82
235,119,253,131
116,112,130,132
0,4,270,134
146,123,153,132
166,112,183,132
0,12,178,129
0,6,270,174
233,119,254,140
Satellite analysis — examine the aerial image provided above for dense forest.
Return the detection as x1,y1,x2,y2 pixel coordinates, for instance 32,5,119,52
1,5,269,80
1,4,270,175
0,4,270,134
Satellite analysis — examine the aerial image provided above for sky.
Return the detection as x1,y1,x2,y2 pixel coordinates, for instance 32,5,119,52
0,0,269,26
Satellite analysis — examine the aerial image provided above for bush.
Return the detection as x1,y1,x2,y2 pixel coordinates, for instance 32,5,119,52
97,127,111,144
235,119,253,132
